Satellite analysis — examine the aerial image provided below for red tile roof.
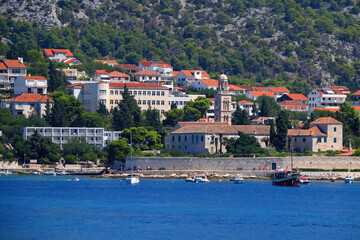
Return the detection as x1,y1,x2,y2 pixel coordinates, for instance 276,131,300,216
4,60,26,68
208,98,215,102
108,82,166,88
252,87,266,91
139,61,172,68
284,93,309,101
326,86,349,91
96,70,108,75
198,79,218,87
352,90,360,96
238,100,254,104
67,83,84,88
311,107,340,112
0,63,6,70
278,100,308,107
115,64,138,70
182,70,193,77
173,71,179,77
353,106,360,111
63,58,80,64
44,49,74,57
108,71,128,76
288,126,326,137
23,76,47,80
94,60,118,64
310,117,342,125
11,94,53,103
133,70,161,76
248,91,275,97
265,87,290,93
229,85,246,91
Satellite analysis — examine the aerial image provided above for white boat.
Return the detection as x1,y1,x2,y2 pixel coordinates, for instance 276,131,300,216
0,170,12,175
234,176,244,184
43,171,57,176
30,170,43,175
56,170,68,175
74,177,80,181
344,176,354,183
127,132,139,185
185,176,196,182
194,176,210,183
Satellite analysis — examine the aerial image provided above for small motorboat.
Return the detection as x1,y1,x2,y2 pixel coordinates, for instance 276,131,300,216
43,171,57,176
56,170,68,175
344,176,354,183
194,176,210,183
185,176,196,182
0,170,12,175
30,170,43,175
300,176,310,184
74,177,80,181
234,176,244,184
126,175,139,184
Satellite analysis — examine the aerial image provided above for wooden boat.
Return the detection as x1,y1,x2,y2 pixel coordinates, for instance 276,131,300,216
272,170,301,187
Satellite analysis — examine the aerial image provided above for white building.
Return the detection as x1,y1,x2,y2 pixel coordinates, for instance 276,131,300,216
138,61,174,81
68,82,171,115
23,127,121,149
44,49,77,64
264,87,290,99
14,76,48,96
134,70,173,90
308,88,346,108
245,91,276,101
94,60,118,67
168,92,206,109
95,70,130,82
1,93,53,117
192,79,218,91
237,100,258,116
175,70,210,88
0,57,26,89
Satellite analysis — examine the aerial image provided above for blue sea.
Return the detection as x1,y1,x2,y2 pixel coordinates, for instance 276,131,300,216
0,176,359,240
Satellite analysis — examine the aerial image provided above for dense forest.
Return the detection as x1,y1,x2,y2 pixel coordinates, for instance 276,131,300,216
1,0,360,93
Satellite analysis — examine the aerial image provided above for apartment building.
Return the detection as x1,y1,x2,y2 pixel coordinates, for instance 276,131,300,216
44,49,78,64
68,82,171,115
0,57,26,89
308,88,346,108
175,70,210,88
133,70,173,90
138,61,174,81
14,76,47,96
23,127,121,149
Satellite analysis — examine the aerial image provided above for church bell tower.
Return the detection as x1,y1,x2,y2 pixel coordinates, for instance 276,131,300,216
214,74,232,125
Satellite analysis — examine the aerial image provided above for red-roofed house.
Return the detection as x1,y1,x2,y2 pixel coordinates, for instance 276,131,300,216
229,85,246,95
325,86,350,95
138,61,173,80
237,100,258,116
308,88,346,108
192,79,218,91
175,70,210,88
95,70,130,82
43,49,80,65
1,93,54,117
351,90,360,102
278,100,309,111
288,117,343,153
252,87,266,91
264,87,290,99
115,64,139,74
0,57,27,89
14,76,47,96
134,70,173,90
278,93,309,105
246,91,276,100
68,81,170,115
94,60,118,67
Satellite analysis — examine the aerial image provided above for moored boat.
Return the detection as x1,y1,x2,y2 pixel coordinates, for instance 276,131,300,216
185,176,196,182
344,175,354,183
234,176,244,184
272,170,301,187
194,175,210,183
300,175,310,184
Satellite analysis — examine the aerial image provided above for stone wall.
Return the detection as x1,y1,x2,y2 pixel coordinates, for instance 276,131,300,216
0,161,20,169
120,156,360,171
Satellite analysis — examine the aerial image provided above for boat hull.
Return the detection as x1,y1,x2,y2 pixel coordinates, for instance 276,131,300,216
127,176,140,184
272,176,300,187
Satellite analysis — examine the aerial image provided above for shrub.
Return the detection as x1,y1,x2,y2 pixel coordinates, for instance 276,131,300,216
160,149,184,157
332,168,349,172
299,168,330,172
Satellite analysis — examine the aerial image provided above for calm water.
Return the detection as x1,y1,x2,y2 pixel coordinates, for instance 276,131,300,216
0,176,359,240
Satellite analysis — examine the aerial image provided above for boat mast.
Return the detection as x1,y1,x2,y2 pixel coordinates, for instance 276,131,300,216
130,131,133,177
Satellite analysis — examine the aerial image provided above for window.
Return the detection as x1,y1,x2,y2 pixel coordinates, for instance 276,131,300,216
303,138,306,142
201,136,204,141
138,91,141,95
152,100,155,105
185,136,187,141
115,91,118,95
138,100,141,104
172,136,175,141
147,100,151,105
110,90,114,95
178,136,181,141
334,138,337,143
148,91,151,95
134,91,137,95
143,100,146,105
99,99,106,104
192,135,194,144
129,91,132,95
161,110,164,115
99,90,106,95
161,101,164,105
110,100,114,104
196,135,199,144
143,91,146,95
115,100,118,104
334,127,337,132
156,100,160,105
178,145,181,149
12,69,20,74
157,91,160,96
152,91,155,96
324,138,327,143
161,91,164,96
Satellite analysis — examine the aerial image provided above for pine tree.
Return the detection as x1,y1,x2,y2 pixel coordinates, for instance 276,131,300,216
275,110,290,152
269,119,276,146
96,102,109,116
232,105,250,125
43,99,52,125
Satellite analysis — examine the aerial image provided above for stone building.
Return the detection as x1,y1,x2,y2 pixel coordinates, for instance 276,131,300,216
287,117,343,153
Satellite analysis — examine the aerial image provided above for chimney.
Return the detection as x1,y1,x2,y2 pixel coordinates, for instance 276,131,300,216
18,57,23,64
